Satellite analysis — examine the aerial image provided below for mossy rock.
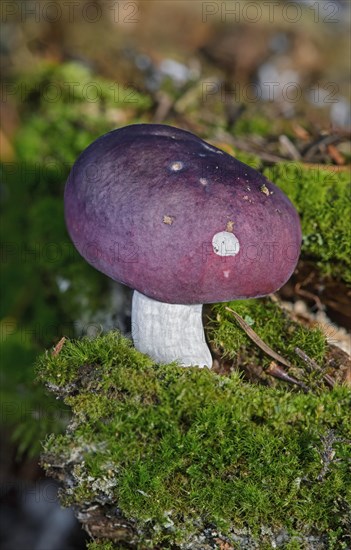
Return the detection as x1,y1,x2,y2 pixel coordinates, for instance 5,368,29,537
37,300,351,549
7,62,351,545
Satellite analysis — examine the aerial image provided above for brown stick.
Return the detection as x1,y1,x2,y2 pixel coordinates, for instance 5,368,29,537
225,307,293,369
295,347,335,388
266,362,309,391
225,307,310,390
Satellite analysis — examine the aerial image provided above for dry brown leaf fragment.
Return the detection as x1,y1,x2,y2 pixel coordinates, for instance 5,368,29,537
163,215,174,225
260,184,270,196
214,539,234,550
52,337,66,356
292,123,310,141
327,143,345,165
226,220,234,232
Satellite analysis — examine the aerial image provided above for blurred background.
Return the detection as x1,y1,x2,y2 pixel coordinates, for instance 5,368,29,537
1,1,350,548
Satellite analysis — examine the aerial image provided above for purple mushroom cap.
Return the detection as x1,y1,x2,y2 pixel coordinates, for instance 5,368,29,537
64,124,301,304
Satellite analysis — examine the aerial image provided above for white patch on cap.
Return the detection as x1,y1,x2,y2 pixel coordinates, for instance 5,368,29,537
170,161,184,171
199,178,208,186
212,231,240,257
223,270,230,278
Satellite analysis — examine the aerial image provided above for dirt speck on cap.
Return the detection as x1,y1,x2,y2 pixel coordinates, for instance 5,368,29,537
163,215,174,225
260,184,270,196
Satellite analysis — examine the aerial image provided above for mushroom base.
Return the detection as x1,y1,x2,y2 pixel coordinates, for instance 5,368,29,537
131,291,212,368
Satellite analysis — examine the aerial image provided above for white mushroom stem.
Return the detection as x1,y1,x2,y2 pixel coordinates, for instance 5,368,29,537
131,290,212,368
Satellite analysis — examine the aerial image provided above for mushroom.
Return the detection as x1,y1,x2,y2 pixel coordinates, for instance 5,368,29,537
64,124,301,368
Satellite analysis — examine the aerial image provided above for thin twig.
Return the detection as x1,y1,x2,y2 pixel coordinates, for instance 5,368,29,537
295,347,335,388
152,91,174,123
214,130,288,163
294,272,324,311
225,307,293,369
279,134,301,161
302,134,342,161
225,307,309,390
295,346,323,372
295,287,324,311
266,362,309,391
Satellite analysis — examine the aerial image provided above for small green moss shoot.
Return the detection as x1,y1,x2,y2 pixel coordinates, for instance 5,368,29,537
37,328,351,549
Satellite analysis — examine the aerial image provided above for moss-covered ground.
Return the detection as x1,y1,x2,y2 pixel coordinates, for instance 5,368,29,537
2,60,350,548
37,317,351,548
2,61,350,457
208,298,327,385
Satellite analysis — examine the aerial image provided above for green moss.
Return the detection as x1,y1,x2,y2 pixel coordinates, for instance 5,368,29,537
0,159,110,454
230,149,263,171
15,61,152,165
264,163,351,283
234,113,272,137
87,543,116,550
208,298,327,388
1,61,153,454
38,331,351,548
